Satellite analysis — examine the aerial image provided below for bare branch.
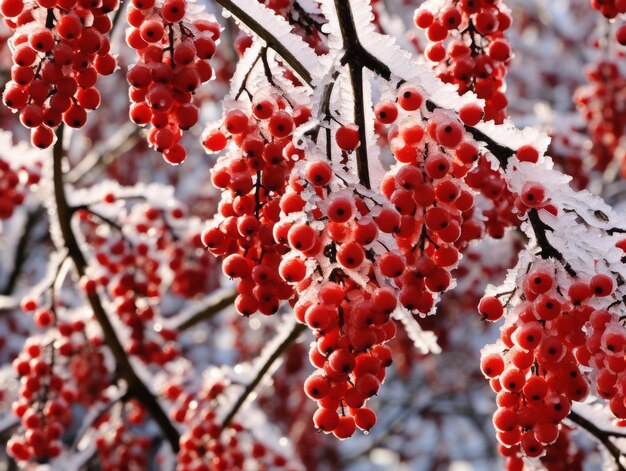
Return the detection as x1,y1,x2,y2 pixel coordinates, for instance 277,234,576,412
221,323,306,428
51,124,180,452
1,207,46,296
568,410,626,471
175,289,237,332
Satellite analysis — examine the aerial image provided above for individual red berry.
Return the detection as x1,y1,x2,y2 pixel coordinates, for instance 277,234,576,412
313,408,339,432
397,86,423,111
478,296,504,322
336,124,360,151
520,182,546,208
590,274,613,297
459,103,484,126
516,145,539,163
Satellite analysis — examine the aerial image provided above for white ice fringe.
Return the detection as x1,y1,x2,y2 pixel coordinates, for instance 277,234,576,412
219,0,322,84
392,307,442,355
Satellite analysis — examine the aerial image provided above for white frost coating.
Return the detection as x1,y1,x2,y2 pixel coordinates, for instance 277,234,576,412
392,307,441,355
219,0,322,84
227,39,264,101
362,69,386,191
504,156,626,303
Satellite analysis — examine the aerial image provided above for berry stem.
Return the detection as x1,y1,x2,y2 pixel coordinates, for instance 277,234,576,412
45,8,55,29
51,124,181,452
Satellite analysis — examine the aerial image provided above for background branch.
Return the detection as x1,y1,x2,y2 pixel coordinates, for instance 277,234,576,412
221,323,306,428
51,124,180,452
569,410,626,471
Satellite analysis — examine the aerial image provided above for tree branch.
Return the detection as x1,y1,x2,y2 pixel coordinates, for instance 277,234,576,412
1,207,46,296
568,410,626,471
528,209,577,277
333,0,391,80
212,0,313,84
51,124,180,452
221,323,306,428
347,64,370,189
175,290,237,332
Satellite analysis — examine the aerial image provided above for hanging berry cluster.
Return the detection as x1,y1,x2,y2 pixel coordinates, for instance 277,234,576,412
375,87,487,315
0,0,118,148
93,403,153,471
163,376,292,470
0,154,40,219
588,0,626,45
277,163,397,438
202,89,312,317
8,340,72,461
574,60,626,175
413,0,512,124
126,0,220,164
75,200,215,364
413,0,519,238
478,255,625,465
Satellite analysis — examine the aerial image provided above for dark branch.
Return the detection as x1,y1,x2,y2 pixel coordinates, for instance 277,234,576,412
568,410,626,471
221,323,306,428
52,124,180,452
212,0,312,84
176,290,237,332
1,207,45,296
528,209,577,277
347,65,370,189
333,0,391,80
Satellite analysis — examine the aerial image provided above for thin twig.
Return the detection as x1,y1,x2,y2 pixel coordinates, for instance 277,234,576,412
212,0,313,84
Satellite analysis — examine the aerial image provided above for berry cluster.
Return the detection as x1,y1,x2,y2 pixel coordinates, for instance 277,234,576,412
479,261,620,464
0,155,40,219
126,0,220,164
8,341,70,461
574,60,626,174
202,92,312,316
414,0,512,124
0,0,118,148
163,377,291,470
94,407,152,471
303,292,394,439
588,0,626,46
262,135,402,437
76,203,210,364
56,320,110,405
376,87,484,314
